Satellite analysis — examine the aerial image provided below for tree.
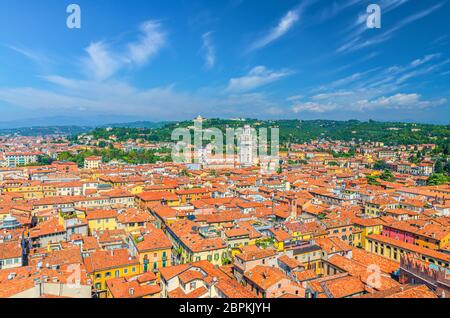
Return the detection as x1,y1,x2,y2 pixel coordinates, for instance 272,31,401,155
98,141,108,148
427,173,450,186
373,160,389,171
221,256,232,266
380,169,395,182
180,169,191,177
366,175,381,186
37,155,53,165
434,159,444,174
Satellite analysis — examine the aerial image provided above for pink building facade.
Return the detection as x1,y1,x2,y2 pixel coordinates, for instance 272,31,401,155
382,226,415,244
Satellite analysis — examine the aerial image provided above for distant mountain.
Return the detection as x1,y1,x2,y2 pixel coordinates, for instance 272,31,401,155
0,116,168,136
100,121,170,129
0,115,150,129
0,126,92,136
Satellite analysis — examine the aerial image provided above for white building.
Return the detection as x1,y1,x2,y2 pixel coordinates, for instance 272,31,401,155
239,125,256,167
84,156,102,169
3,152,41,167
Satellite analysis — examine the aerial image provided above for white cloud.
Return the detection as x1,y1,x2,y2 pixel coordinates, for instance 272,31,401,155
312,91,352,100
316,54,446,96
4,44,51,65
201,32,215,69
411,53,440,67
290,92,447,114
338,1,443,53
329,72,364,88
396,58,450,84
83,42,121,81
226,66,292,92
127,21,166,65
0,74,283,120
296,53,449,117
357,93,447,110
248,8,300,51
316,0,360,22
82,20,167,81
292,101,336,113
286,95,303,102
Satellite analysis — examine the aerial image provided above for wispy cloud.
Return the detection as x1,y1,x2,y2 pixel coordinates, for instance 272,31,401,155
359,93,447,110
292,92,446,113
411,53,441,67
396,58,450,84
82,20,167,81
201,32,215,69
340,0,409,45
291,52,449,114
126,21,167,66
312,91,353,100
83,42,121,81
4,44,50,65
226,66,292,92
248,4,306,52
338,1,442,53
316,0,360,23
0,75,281,120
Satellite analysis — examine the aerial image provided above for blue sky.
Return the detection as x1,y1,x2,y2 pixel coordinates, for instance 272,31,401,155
0,0,450,125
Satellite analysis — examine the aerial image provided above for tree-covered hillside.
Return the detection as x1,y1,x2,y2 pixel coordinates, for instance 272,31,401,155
78,119,450,147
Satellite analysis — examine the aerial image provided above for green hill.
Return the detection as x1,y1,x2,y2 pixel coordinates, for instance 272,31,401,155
80,119,450,147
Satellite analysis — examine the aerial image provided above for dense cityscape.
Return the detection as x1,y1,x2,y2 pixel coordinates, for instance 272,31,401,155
1,0,450,306
0,117,448,298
